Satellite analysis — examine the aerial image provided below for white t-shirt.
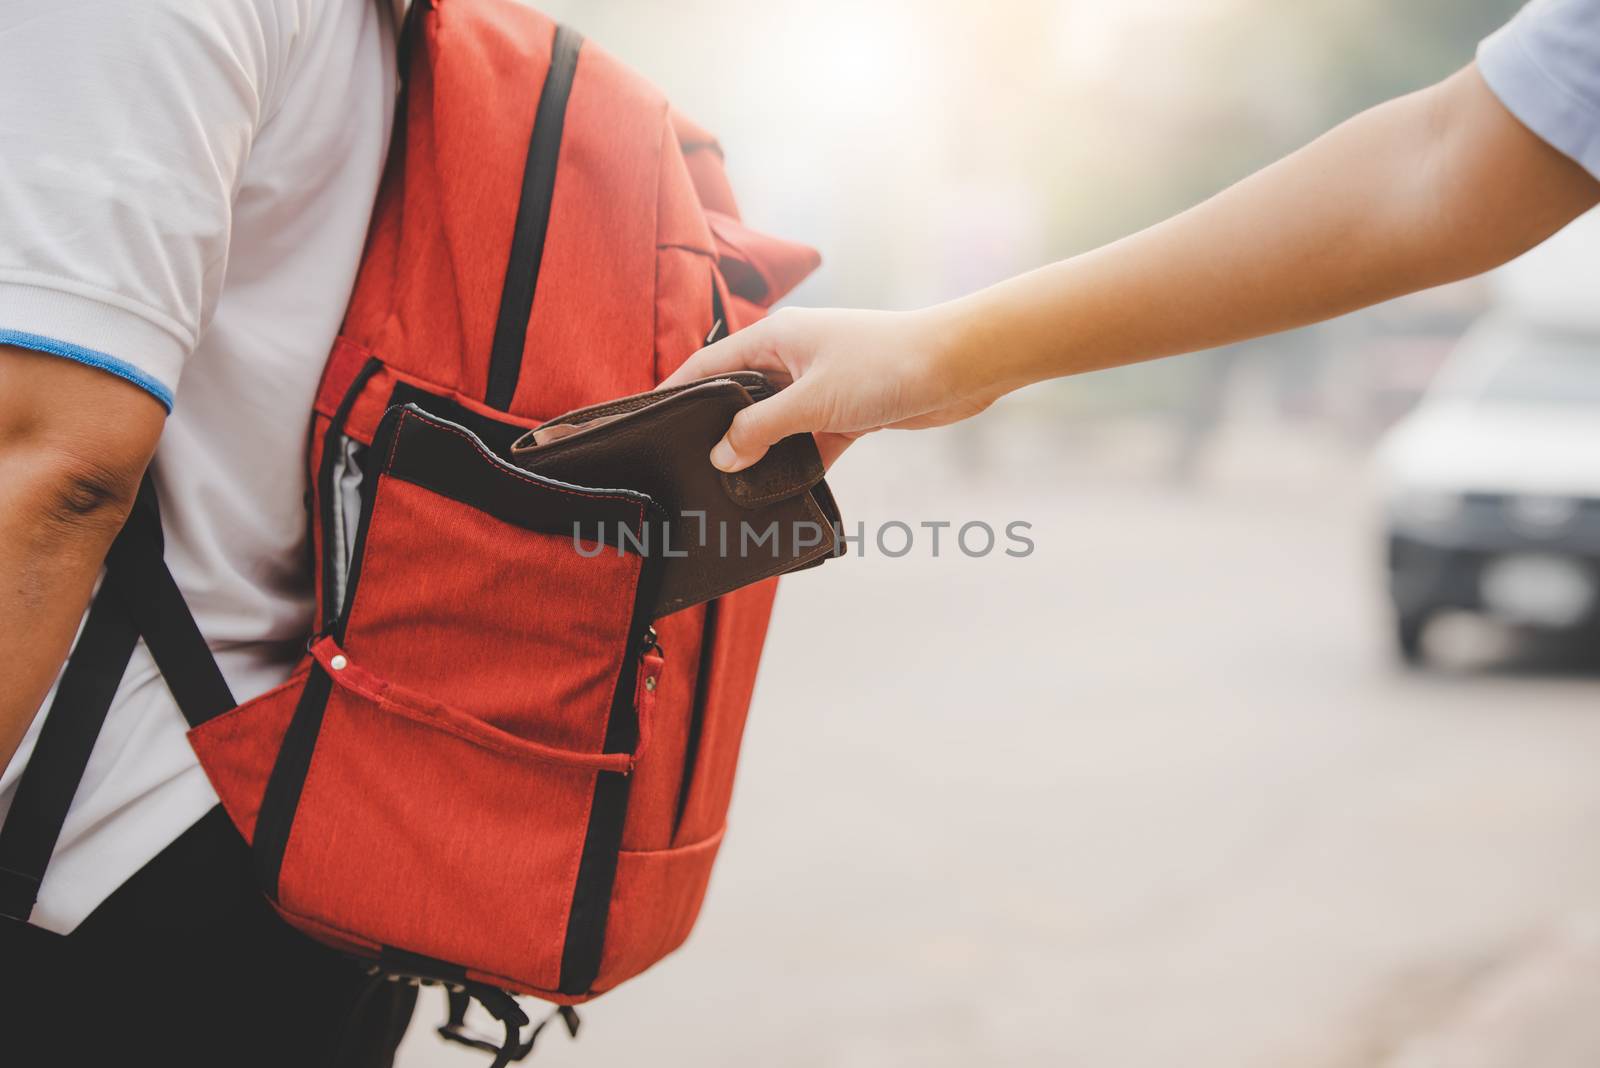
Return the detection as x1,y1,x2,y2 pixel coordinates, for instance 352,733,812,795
0,0,395,932
1478,0,1600,180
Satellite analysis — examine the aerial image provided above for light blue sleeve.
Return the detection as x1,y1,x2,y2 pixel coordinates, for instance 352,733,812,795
1478,0,1600,179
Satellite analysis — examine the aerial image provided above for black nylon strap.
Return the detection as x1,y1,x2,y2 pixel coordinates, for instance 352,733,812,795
0,477,234,923
0,587,140,922
557,521,665,994
107,482,235,727
436,984,576,1068
396,0,432,76
484,23,583,410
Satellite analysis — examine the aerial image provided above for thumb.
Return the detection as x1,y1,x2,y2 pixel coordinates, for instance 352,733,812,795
709,385,811,472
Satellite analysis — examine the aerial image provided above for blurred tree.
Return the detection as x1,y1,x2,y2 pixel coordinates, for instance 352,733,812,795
1044,0,1521,251
1034,0,1518,425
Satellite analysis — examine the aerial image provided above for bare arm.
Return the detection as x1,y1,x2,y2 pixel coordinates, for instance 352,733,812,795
665,64,1600,471
0,348,165,766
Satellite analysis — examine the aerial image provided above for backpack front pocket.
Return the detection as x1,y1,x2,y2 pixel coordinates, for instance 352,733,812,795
195,404,665,996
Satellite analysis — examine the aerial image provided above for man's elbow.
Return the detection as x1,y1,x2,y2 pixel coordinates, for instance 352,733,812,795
0,440,145,615
4,441,147,540
0,345,166,540
45,449,145,529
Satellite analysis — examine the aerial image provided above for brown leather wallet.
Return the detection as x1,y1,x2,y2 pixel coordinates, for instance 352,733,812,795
509,372,843,617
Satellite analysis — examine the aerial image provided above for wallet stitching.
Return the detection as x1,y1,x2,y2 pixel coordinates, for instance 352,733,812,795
517,392,740,464
523,375,769,439
547,393,672,424
533,380,712,426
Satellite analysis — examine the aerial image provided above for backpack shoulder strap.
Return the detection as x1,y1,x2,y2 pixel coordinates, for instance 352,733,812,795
0,575,139,921
0,478,234,923
106,481,236,722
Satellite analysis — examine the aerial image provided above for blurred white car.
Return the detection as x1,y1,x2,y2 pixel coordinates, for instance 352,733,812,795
1374,314,1600,663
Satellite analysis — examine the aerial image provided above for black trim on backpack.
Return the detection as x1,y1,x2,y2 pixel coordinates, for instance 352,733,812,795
672,598,720,838
319,357,385,632
383,403,657,549
556,770,631,994
389,380,527,456
258,358,385,896
707,271,729,345
253,395,394,897
380,944,469,983
250,667,334,898
485,23,584,411
253,403,666,910
396,0,433,79
558,539,666,995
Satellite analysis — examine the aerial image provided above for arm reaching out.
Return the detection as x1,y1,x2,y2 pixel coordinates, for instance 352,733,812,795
665,65,1600,472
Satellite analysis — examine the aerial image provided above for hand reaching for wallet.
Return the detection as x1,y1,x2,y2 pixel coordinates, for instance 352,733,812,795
660,306,1011,473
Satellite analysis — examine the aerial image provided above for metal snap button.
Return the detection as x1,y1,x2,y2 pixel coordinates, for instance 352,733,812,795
644,676,657,692
330,654,348,671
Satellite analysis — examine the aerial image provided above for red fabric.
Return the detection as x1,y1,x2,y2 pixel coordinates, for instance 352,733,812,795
314,341,546,449
708,210,822,311
593,826,725,992
656,125,718,257
672,580,777,848
188,0,817,1002
619,606,702,851
654,249,716,380
670,111,739,218
629,649,665,770
343,475,641,754
309,637,635,773
509,37,664,415
188,670,307,843
283,681,598,993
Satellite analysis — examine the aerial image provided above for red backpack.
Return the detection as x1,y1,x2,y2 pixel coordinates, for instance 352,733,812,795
0,0,817,1059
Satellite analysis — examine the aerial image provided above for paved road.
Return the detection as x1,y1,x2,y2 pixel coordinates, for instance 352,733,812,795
400,414,1600,1068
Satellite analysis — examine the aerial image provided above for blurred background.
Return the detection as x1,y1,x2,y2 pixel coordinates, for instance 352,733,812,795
405,1,1600,1065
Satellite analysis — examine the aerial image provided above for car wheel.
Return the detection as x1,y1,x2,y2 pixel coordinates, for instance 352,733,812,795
1395,611,1429,666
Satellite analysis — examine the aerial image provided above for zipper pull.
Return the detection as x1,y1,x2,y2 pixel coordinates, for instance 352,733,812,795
632,628,667,769
638,625,663,699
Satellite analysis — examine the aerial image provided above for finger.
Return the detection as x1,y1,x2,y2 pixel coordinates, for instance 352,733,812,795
659,321,778,389
709,384,812,472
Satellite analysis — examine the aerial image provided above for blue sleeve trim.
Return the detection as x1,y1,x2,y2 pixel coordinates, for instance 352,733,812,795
0,328,174,411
